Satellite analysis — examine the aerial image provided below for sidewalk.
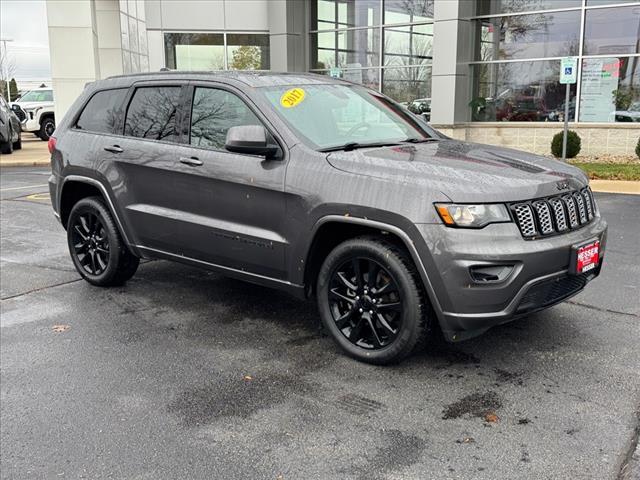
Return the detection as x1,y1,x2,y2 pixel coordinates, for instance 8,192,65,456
0,134,50,167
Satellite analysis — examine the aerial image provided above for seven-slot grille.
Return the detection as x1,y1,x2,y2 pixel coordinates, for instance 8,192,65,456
511,187,596,239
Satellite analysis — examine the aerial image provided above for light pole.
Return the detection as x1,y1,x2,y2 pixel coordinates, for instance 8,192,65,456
0,38,14,100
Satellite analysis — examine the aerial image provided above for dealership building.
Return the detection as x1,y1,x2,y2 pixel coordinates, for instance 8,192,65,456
46,0,639,155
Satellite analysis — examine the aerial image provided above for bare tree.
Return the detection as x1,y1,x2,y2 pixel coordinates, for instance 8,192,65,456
0,45,17,101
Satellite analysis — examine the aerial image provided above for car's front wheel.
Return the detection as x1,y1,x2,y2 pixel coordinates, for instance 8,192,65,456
317,236,429,365
67,196,139,286
38,117,55,141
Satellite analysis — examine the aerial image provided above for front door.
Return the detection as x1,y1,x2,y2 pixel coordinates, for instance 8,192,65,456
156,84,288,280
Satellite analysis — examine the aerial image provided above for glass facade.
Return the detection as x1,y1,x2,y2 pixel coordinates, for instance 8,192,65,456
472,1,640,123
164,33,270,71
310,0,434,112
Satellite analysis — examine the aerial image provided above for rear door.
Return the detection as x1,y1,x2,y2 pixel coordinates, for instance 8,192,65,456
167,82,288,280
96,81,187,252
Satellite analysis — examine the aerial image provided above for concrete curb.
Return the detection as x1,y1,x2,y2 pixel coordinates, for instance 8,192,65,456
0,160,51,168
590,180,640,195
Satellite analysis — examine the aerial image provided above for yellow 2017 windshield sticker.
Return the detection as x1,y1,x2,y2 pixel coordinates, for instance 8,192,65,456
280,88,305,108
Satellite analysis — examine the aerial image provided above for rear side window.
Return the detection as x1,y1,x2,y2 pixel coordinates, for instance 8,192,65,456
190,87,261,150
76,89,128,134
124,86,182,142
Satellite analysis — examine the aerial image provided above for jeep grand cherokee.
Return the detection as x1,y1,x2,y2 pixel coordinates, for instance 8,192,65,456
48,72,607,364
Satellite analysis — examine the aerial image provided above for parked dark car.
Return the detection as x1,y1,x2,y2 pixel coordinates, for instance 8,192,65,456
48,72,607,364
0,95,21,154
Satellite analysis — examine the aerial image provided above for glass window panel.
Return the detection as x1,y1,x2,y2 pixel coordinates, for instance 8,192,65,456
128,15,139,53
226,34,270,70
164,33,225,70
131,52,140,72
384,23,433,66
190,87,262,150
125,86,182,142
382,66,432,104
136,0,146,21
579,56,640,122
476,10,581,60
312,0,381,30
76,89,128,134
476,0,579,16
315,68,381,90
119,0,128,14
140,54,149,72
311,28,380,69
120,13,129,51
127,0,137,18
471,61,576,121
138,21,148,55
122,50,132,74
583,6,640,55
587,0,638,5
383,0,434,24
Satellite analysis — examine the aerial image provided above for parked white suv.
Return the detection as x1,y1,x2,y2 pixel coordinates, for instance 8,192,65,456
10,87,56,141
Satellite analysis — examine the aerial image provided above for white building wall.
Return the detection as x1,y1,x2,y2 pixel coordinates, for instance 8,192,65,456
46,0,101,122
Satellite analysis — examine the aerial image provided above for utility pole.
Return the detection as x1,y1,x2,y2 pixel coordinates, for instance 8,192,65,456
0,38,14,100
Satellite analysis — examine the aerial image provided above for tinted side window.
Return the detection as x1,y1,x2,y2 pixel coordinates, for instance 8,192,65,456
76,89,127,134
124,86,182,142
190,87,261,150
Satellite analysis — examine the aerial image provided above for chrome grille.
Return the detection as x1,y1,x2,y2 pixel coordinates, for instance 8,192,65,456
562,194,579,228
511,187,596,239
513,204,536,237
548,197,568,231
532,201,554,235
573,191,588,224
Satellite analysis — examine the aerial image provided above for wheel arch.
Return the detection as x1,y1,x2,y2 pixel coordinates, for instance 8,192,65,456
59,176,136,253
39,111,55,124
302,215,444,322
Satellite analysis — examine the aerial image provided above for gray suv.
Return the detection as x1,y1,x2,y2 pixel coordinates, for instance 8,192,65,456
48,72,607,364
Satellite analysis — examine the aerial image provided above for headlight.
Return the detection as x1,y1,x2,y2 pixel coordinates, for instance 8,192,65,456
434,203,511,228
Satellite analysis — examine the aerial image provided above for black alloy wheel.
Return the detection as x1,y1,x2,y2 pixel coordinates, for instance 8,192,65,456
71,211,110,275
317,236,429,365
67,196,139,286
328,257,402,350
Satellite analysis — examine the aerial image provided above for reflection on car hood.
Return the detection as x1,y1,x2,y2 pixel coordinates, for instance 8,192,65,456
326,139,589,203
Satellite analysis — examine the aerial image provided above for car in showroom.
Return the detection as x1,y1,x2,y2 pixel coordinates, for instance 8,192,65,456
10,87,56,141
0,95,21,154
47,72,607,364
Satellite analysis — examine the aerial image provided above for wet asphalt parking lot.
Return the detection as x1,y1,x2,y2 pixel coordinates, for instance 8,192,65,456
1,166,639,480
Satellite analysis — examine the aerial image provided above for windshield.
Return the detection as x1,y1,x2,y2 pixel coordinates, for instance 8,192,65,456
260,84,432,150
18,90,53,103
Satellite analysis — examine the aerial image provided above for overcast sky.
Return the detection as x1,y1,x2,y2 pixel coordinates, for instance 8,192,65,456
0,0,50,81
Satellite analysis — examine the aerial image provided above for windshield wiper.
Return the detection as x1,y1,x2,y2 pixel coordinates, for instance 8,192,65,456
402,137,439,144
318,141,402,153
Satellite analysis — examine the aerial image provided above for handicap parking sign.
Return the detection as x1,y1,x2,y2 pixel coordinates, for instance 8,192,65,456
560,58,578,84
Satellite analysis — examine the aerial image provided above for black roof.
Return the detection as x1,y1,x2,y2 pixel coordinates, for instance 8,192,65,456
105,70,346,88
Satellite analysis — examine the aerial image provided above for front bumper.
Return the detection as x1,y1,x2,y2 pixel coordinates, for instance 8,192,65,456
415,215,608,341
20,117,40,133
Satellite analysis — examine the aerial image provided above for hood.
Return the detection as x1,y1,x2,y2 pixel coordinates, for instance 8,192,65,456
326,139,589,203
11,101,53,110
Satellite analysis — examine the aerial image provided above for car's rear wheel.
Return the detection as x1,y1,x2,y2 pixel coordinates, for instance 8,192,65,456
317,236,429,365
67,196,139,286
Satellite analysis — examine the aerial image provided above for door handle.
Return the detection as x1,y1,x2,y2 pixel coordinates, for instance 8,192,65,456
104,145,123,154
179,156,203,167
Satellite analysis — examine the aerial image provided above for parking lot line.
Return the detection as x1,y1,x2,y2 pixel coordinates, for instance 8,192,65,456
0,184,48,192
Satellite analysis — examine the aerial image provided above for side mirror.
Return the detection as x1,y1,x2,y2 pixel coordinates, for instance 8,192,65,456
225,125,280,159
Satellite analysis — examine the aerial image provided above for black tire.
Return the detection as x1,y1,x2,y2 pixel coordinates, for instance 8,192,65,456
38,117,55,141
0,139,13,154
67,196,139,286
13,134,22,150
317,236,429,365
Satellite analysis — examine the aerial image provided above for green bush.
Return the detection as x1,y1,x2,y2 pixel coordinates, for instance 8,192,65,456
636,137,639,159
551,130,581,159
